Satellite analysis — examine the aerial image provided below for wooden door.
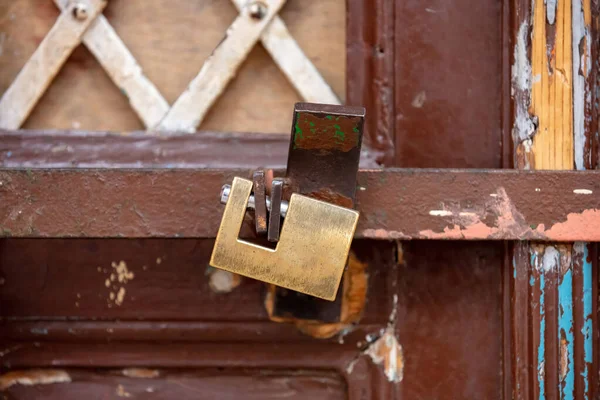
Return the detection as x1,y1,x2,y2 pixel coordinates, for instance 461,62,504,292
1,0,598,399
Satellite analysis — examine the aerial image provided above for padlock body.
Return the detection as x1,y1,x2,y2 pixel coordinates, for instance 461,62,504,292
210,177,359,301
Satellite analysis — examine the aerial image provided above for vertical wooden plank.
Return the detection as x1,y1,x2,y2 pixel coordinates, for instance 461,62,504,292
510,0,596,399
346,0,395,165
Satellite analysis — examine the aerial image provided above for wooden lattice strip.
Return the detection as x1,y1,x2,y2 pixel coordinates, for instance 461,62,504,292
156,0,287,132
0,0,107,129
54,0,170,129
231,0,340,105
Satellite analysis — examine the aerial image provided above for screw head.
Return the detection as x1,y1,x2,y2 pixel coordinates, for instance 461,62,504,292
248,1,267,20
72,3,89,21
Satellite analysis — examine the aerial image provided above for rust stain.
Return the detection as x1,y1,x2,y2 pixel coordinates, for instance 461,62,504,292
294,113,361,152
265,251,368,339
306,188,353,208
122,368,160,379
208,269,242,293
0,369,71,390
559,338,569,381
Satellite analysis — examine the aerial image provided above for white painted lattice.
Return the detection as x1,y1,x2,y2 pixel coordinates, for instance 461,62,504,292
0,0,341,131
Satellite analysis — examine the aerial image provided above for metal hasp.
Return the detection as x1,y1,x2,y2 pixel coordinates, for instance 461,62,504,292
210,177,359,301
272,103,365,321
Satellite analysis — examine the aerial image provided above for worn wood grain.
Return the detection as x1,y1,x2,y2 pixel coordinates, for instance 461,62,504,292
230,0,339,105
0,0,345,133
53,0,169,129
1,369,346,399
510,0,597,399
0,0,106,129
530,0,574,169
157,0,287,132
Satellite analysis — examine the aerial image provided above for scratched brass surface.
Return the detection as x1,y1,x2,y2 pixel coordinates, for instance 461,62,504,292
210,177,359,301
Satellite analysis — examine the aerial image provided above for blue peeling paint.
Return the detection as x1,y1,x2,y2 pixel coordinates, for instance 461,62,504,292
530,275,535,287
579,243,593,400
558,267,574,399
538,272,546,400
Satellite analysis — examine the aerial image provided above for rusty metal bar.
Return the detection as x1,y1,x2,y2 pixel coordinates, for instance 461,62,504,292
1,168,599,241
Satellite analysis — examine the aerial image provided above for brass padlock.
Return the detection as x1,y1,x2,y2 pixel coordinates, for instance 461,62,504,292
210,177,359,301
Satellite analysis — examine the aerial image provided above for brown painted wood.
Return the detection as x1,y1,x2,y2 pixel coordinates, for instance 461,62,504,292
346,0,395,166
393,0,504,169
2,0,598,399
1,168,599,241
2,369,346,399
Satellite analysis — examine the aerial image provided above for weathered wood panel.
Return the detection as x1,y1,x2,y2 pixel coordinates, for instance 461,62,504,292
394,0,504,168
0,0,345,133
509,0,598,399
1,369,345,399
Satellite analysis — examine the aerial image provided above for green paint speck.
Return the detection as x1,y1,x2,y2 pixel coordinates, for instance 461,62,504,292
294,113,304,146
333,124,344,141
325,115,333,120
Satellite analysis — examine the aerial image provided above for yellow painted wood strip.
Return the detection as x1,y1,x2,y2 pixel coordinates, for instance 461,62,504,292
0,0,107,129
530,0,574,170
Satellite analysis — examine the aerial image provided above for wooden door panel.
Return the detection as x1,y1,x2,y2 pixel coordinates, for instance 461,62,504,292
398,242,504,399
1,369,345,399
0,239,394,325
394,0,505,169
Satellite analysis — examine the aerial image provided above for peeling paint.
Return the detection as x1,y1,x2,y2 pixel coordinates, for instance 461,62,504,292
559,262,574,398
363,325,404,383
348,290,402,383
512,22,537,152
537,246,560,273
416,187,600,241
0,369,71,390
538,268,546,399
411,91,426,108
361,228,410,240
572,0,592,170
117,383,132,397
575,242,593,399
546,0,557,24
101,260,134,307
208,269,241,293
122,368,160,379
429,210,453,217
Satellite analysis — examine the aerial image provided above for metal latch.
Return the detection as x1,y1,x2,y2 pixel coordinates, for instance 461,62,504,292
210,103,365,302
